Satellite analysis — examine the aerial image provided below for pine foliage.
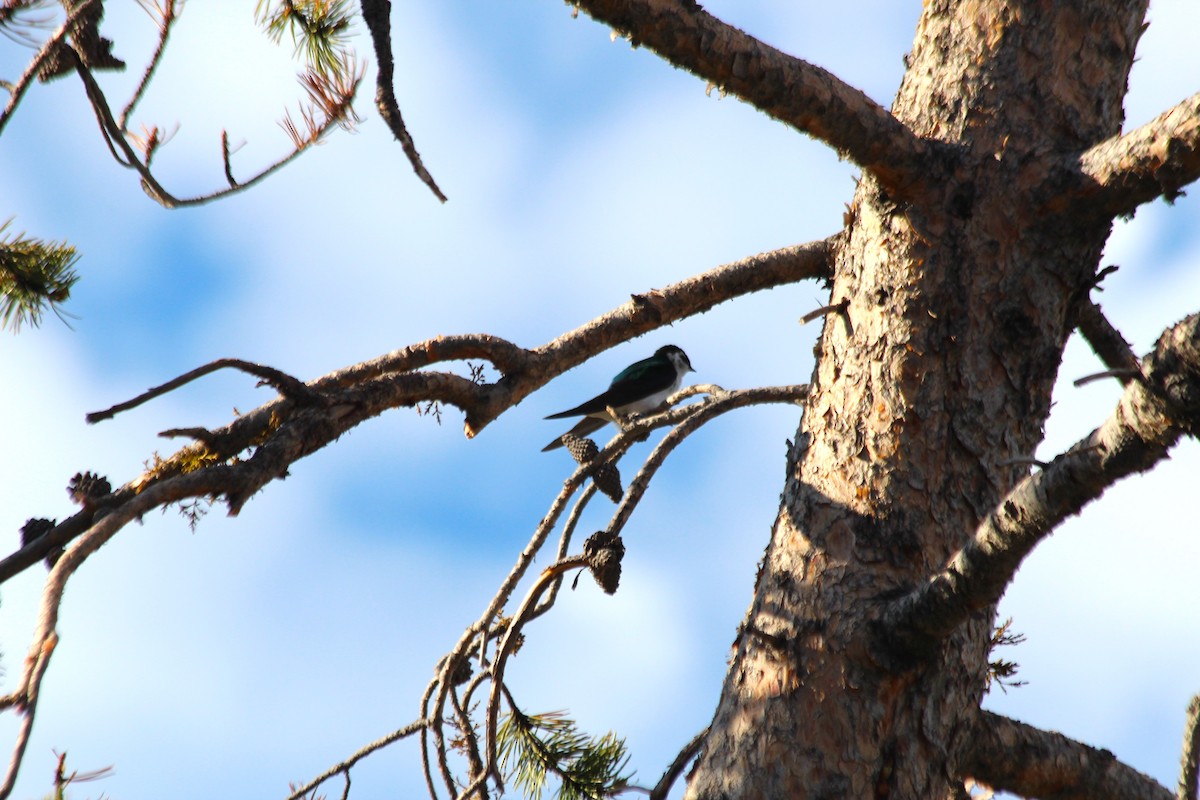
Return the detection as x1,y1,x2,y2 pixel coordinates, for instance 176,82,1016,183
0,220,79,331
497,706,632,800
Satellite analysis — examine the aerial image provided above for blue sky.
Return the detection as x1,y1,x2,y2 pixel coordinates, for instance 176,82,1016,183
2,2,1199,798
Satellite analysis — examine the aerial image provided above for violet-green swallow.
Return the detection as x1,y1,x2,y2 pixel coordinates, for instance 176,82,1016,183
542,345,694,452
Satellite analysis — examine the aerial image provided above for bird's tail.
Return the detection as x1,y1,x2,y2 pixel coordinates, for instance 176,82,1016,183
541,416,608,452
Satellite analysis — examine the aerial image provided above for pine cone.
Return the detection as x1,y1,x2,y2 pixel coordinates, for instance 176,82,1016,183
67,471,112,508
20,518,63,569
583,530,625,595
561,434,599,465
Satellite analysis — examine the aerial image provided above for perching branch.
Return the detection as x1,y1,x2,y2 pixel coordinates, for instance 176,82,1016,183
414,384,807,800
565,0,936,200
1075,91,1200,220
881,312,1200,656
0,238,830,589
963,710,1173,800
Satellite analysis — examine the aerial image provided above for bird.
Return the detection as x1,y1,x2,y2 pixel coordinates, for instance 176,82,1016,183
542,345,694,452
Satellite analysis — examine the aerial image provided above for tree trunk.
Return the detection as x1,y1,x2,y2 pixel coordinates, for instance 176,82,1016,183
686,3,1148,797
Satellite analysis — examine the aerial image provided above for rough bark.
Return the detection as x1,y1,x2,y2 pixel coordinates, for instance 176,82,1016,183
964,710,1173,800
686,3,1153,798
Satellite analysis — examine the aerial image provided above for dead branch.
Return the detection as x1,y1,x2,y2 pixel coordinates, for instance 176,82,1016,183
881,312,1200,656
473,554,592,798
964,710,1173,800
603,384,809,538
567,0,935,200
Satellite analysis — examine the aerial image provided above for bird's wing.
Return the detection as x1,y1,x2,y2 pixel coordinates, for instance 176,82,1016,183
543,356,677,419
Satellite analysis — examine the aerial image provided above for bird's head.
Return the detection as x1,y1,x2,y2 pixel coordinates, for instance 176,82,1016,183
657,344,694,375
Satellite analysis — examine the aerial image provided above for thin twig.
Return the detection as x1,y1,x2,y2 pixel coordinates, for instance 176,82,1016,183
69,45,180,201
283,718,428,800
450,686,487,798
87,358,320,423
0,632,56,800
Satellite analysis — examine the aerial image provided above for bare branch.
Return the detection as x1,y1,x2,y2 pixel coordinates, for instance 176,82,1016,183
324,237,833,436
567,0,935,199
964,710,1173,800
1180,694,1200,800
881,312,1200,655
284,718,429,800
1075,91,1200,219
358,0,447,202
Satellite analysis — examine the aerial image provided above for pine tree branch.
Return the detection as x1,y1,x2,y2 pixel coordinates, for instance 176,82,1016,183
0,240,827,599
880,312,1200,656
1075,91,1200,219
564,0,935,201
963,710,1173,800
324,236,833,436
0,239,830,591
